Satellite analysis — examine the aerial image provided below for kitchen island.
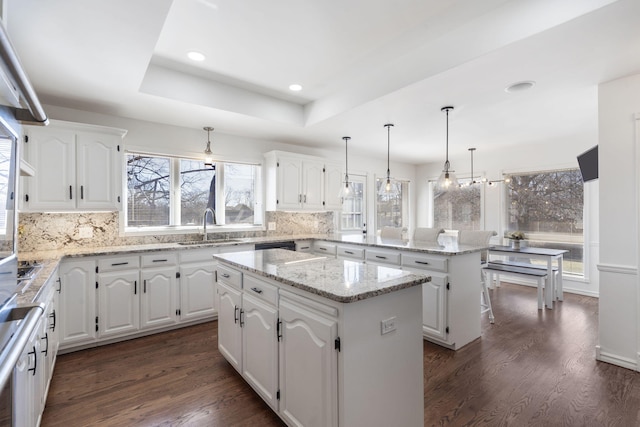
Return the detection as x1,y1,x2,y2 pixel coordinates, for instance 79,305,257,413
214,249,429,427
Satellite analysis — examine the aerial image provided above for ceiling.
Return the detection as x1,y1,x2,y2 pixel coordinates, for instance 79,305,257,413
4,0,640,165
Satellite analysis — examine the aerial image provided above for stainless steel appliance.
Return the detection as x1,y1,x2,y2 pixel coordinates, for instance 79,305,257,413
0,14,48,426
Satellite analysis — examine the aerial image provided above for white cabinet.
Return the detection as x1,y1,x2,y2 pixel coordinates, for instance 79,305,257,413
420,274,448,340
265,151,343,211
140,265,178,330
22,120,126,211
178,248,221,322
335,244,365,260
13,318,42,427
39,270,60,405
217,280,243,371
59,259,97,349
98,269,140,339
278,292,338,427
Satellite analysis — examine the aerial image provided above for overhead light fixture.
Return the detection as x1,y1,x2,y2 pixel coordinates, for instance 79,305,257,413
203,126,214,167
486,176,511,187
378,123,399,196
339,136,352,198
187,51,206,61
505,80,535,93
436,106,458,191
289,84,302,91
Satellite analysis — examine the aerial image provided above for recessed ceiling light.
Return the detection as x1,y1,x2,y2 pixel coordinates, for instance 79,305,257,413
289,84,302,92
505,81,536,93
187,51,206,61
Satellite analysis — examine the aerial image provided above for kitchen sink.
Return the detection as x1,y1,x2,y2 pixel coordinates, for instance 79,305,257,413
178,239,241,246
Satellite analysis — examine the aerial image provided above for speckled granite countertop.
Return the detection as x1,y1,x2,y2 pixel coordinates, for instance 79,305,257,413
214,249,430,303
322,233,487,255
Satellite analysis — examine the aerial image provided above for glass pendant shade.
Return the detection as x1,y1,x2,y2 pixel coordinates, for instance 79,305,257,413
203,126,214,167
379,124,399,197
435,106,458,191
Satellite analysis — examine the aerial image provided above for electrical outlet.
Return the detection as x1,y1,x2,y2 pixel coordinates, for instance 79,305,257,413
268,222,276,231
78,226,93,239
381,316,396,335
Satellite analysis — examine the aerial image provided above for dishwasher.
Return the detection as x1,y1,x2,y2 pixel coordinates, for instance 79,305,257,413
254,241,296,251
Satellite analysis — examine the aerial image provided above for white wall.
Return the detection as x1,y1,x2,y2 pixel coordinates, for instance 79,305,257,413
42,105,418,235
415,129,599,297
597,72,640,371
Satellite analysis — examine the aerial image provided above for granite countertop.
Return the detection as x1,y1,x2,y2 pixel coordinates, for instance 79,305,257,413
322,233,486,255
214,249,430,303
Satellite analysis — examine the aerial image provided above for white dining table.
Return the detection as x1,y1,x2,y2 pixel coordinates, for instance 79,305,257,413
488,245,568,309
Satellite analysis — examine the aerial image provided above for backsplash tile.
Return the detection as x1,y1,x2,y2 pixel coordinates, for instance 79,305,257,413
18,211,334,252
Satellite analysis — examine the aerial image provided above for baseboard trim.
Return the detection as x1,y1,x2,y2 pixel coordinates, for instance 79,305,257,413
595,345,640,371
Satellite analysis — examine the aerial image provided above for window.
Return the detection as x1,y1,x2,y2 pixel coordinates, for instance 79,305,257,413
433,180,481,230
126,153,261,229
375,179,409,234
506,168,584,275
340,174,366,231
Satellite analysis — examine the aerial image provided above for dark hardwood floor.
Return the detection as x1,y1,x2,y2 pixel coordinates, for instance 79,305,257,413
42,283,640,426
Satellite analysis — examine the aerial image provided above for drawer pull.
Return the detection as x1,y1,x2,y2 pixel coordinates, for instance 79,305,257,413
234,306,239,324
300,246,310,250
152,259,168,263
221,273,230,279
345,251,354,255
415,261,430,265
239,309,245,327
250,287,263,294
319,247,327,251
375,255,387,259
111,262,129,266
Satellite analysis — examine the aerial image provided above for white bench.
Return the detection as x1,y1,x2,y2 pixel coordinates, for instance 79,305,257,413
482,263,549,309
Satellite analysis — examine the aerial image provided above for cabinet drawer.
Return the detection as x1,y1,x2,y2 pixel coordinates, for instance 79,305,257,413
141,253,177,267
401,252,448,273
217,264,242,290
243,274,278,306
295,240,313,252
337,245,365,260
313,241,337,256
98,255,140,272
365,248,401,265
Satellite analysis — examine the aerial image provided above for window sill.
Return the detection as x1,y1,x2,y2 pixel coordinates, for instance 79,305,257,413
123,224,264,237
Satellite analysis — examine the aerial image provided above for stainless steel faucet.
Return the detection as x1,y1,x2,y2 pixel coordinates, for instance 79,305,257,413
203,207,217,241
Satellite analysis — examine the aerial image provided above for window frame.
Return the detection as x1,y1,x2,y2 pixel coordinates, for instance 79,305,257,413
431,178,484,232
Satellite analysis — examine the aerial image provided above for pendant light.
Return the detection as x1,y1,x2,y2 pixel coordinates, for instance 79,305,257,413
378,123,399,196
203,126,214,167
339,136,352,198
436,106,458,191
467,147,478,186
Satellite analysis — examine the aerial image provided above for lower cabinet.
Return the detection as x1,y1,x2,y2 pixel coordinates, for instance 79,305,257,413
58,258,97,348
98,268,140,339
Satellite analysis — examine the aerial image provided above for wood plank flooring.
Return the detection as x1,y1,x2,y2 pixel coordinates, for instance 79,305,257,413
42,283,640,426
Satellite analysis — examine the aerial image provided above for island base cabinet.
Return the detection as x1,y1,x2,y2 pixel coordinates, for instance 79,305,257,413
278,293,338,427
217,282,242,372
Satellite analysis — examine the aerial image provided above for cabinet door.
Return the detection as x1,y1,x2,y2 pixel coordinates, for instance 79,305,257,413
242,293,278,410
422,275,448,340
323,162,343,210
302,160,324,210
13,330,39,427
180,263,216,321
279,297,338,427
59,259,97,347
98,270,140,338
76,132,121,209
140,266,178,330
277,157,303,209
217,281,243,372
24,127,76,210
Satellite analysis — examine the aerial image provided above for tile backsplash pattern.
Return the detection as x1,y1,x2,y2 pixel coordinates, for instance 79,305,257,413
18,211,334,252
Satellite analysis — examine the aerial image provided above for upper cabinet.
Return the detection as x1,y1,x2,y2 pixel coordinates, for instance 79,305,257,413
22,120,127,211
264,151,342,211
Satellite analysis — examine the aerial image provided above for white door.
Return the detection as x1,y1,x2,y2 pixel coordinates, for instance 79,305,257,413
422,275,448,340
140,266,177,330
59,260,97,346
277,157,303,209
180,263,216,321
242,293,279,410
217,281,243,372
76,132,121,209
278,297,338,427
302,160,324,210
98,270,140,338
24,127,76,210
323,162,343,210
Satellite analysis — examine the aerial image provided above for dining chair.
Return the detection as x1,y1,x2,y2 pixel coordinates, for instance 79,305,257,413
458,230,498,323
413,227,445,243
380,226,403,239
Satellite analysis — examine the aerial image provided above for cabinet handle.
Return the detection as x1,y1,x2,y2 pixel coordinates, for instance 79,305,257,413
300,246,310,250
152,259,168,263
415,261,430,265
239,309,245,327
250,287,263,294
80,185,84,200
28,346,37,375
69,185,73,200
345,251,354,255
50,310,56,331
56,277,61,293
277,319,282,341
221,273,230,279
319,247,327,251
41,333,49,356
111,262,129,266
304,194,307,203
144,280,147,293
298,194,302,203
134,280,137,295
375,255,387,259
234,306,239,324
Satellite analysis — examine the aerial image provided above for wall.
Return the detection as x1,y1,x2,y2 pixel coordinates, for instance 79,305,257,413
596,72,640,371
415,127,600,297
